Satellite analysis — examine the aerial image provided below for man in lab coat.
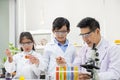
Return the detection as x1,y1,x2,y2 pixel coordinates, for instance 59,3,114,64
73,17,120,80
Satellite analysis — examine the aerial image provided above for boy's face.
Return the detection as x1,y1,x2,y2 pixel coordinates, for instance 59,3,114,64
53,25,69,44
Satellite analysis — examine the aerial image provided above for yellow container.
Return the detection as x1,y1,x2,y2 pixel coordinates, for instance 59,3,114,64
114,40,120,45
19,75,25,80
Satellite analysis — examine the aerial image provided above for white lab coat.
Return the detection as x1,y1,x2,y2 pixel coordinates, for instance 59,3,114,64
4,51,44,79
43,40,76,78
73,37,120,80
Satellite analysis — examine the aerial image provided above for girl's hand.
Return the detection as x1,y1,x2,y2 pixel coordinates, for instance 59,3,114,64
5,49,13,62
5,49,12,57
28,54,40,65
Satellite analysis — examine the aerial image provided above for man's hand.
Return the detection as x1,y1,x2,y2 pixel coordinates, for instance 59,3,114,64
56,56,66,66
79,73,91,80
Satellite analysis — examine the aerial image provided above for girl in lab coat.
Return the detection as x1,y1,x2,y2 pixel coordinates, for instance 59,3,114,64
43,17,76,78
4,32,44,79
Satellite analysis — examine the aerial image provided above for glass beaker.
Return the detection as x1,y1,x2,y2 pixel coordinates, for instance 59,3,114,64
5,72,12,80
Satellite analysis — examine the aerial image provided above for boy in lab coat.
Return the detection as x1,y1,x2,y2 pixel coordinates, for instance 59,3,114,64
43,17,76,79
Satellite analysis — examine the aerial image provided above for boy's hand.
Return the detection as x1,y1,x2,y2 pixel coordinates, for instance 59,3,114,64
56,56,66,66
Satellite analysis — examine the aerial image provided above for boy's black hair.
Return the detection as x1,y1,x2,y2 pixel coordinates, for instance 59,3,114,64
52,17,70,31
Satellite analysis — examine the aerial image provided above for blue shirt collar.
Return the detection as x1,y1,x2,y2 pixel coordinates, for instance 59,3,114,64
54,38,69,46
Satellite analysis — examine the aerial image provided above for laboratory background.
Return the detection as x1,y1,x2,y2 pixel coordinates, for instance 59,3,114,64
0,0,120,74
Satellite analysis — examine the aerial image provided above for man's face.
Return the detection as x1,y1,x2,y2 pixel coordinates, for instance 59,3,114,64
80,27,100,47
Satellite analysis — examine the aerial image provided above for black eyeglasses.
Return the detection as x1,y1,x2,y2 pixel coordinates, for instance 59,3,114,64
79,30,93,38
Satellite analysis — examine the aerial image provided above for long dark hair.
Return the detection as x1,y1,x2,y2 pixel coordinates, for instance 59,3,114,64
19,32,35,51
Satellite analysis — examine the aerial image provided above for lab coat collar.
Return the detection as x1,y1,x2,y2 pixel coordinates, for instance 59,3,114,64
23,50,34,54
96,37,103,49
96,37,109,64
48,38,73,56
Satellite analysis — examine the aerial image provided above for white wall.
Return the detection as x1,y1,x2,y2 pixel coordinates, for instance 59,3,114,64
0,0,9,58
16,0,120,45
9,0,16,45
105,0,120,42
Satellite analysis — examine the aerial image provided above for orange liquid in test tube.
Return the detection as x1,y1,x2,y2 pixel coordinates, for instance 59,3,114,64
56,66,59,80
25,55,30,59
63,66,67,80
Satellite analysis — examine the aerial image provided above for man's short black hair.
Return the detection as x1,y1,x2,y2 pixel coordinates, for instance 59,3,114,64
77,17,100,31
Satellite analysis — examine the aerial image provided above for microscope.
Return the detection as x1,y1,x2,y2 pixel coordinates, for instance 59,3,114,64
80,43,99,80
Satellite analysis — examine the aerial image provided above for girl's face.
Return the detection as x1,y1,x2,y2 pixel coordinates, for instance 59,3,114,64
20,37,33,52
53,25,69,44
